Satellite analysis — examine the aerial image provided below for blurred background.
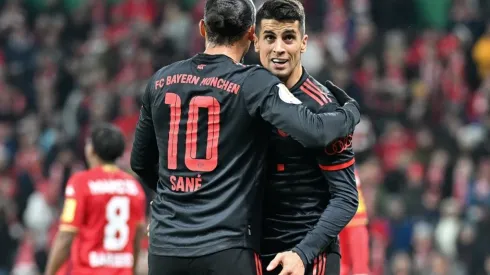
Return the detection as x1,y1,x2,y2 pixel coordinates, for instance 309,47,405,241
0,0,489,274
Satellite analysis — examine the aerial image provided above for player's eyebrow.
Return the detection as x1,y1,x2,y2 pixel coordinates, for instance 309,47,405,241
262,30,277,35
282,29,297,35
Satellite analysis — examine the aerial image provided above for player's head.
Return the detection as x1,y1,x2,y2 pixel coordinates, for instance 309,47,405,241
200,0,256,53
254,0,307,82
85,123,125,167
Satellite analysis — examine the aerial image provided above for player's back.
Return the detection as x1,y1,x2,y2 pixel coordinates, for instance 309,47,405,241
63,166,146,275
148,54,275,257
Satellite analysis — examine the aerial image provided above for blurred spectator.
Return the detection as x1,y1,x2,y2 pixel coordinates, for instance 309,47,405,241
390,251,413,275
473,23,490,79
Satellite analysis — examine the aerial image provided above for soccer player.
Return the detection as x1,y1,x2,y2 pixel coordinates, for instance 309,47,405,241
130,0,361,274
339,172,370,275
45,124,147,275
254,1,359,275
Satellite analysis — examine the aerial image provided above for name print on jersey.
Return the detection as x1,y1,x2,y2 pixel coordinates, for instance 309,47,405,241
157,73,240,193
155,74,241,95
170,175,203,192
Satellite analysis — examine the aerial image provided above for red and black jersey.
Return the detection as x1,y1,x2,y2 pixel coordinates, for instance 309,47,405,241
130,55,359,258
262,69,358,265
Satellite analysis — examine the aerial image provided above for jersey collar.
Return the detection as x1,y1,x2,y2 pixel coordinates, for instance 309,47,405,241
194,53,236,64
289,66,310,91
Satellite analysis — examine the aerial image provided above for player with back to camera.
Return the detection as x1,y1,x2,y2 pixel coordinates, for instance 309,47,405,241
45,123,147,275
130,0,362,274
253,1,364,275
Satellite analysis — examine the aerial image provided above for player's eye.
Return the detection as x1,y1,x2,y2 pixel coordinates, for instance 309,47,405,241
284,35,295,41
264,35,275,42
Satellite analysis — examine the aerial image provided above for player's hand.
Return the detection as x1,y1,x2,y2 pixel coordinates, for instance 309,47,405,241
325,81,358,108
325,80,360,125
267,251,305,275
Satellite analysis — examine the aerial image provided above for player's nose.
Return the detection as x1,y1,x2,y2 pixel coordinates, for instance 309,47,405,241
272,41,286,55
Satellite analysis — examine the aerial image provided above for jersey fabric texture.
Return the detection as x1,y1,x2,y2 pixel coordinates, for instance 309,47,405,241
262,69,358,267
130,54,359,258
58,166,146,275
148,248,262,275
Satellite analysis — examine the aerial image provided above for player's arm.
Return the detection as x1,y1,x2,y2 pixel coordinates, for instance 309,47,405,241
132,192,147,274
130,81,159,192
292,154,358,266
46,175,85,275
45,231,76,275
242,68,360,148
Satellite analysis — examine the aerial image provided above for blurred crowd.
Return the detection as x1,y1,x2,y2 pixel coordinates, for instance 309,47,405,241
0,0,489,274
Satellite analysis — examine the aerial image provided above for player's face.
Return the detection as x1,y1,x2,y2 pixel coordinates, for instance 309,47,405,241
254,19,307,81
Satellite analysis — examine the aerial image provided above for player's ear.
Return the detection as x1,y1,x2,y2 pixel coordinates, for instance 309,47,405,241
300,34,308,53
247,25,255,42
254,34,259,53
254,30,260,53
199,19,206,38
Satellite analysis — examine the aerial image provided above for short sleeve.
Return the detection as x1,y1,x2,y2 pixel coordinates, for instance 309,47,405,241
59,173,86,232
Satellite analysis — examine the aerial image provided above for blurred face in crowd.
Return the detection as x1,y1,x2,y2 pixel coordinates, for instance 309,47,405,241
254,19,307,86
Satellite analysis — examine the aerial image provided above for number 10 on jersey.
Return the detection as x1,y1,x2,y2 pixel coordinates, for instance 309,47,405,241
165,93,220,172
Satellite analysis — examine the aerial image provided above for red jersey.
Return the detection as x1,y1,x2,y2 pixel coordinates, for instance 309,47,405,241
340,171,370,275
58,166,146,275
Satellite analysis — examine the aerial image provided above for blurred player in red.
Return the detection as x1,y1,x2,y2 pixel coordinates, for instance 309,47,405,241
339,171,370,275
45,123,147,275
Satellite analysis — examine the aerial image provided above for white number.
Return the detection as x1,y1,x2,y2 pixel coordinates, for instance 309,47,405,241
104,196,130,251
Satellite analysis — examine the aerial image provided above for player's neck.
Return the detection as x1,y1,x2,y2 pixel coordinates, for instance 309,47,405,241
204,45,244,64
89,161,118,172
283,65,303,89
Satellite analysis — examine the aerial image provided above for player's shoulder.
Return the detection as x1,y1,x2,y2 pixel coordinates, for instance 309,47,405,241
151,59,189,80
116,169,146,193
243,64,273,75
65,170,90,195
240,65,280,88
301,76,339,106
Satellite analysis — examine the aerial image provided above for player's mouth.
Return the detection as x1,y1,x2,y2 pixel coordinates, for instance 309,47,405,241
271,58,288,69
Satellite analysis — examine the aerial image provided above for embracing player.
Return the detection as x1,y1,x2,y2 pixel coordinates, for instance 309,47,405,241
130,0,361,274
253,1,363,275
45,124,146,275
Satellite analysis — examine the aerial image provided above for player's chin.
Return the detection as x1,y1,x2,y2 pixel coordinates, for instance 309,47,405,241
271,69,291,80
268,65,289,76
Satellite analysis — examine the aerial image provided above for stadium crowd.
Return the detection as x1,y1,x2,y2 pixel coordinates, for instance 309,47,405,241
0,0,489,274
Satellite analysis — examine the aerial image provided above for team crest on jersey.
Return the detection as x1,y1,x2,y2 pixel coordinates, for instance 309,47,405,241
277,84,301,104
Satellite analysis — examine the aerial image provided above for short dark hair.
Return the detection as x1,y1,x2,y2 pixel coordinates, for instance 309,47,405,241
204,0,256,45
256,0,306,34
89,123,125,163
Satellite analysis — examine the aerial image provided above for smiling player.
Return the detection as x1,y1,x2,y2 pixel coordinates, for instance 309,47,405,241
254,1,359,275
